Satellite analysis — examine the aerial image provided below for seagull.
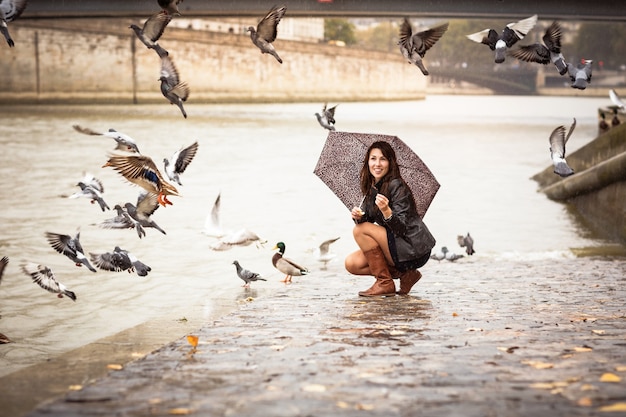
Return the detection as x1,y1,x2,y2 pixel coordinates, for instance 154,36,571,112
0,0,27,47
69,173,110,212
124,191,167,235
203,193,224,238
98,204,146,238
158,0,183,15
442,246,464,262
247,5,286,64
398,18,449,76
457,233,475,256
72,124,141,154
567,59,592,90
232,260,266,287
209,229,265,251
163,141,199,186
90,246,151,277
549,118,576,178
0,256,8,285
272,242,308,283
45,231,97,272
609,89,625,109
21,262,77,301
314,237,340,269
466,14,538,64
104,153,179,207
159,55,189,118
430,247,445,261
509,21,567,75
315,103,338,131
130,10,172,58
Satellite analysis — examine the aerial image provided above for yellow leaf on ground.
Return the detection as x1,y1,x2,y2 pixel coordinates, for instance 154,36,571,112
574,346,593,352
186,335,199,348
592,329,606,335
452,312,458,317
578,397,593,407
168,408,192,415
68,385,83,391
600,373,622,383
303,384,326,392
107,364,123,370
522,360,554,369
599,403,626,412
615,365,626,372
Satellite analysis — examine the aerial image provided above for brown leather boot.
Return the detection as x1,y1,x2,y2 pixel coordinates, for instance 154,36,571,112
358,247,396,297
397,270,422,295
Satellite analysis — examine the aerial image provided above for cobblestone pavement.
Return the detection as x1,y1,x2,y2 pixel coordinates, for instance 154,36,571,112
17,257,626,416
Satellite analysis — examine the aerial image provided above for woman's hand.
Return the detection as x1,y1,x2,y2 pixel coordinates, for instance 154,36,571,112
375,193,392,219
351,206,364,221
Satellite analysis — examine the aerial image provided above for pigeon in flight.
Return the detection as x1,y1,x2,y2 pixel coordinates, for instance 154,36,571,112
549,118,576,178
0,0,27,47
232,260,266,287
159,55,190,118
509,21,567,75
467,14,538,64
609,89,625,109
163,141,199,186
21,262,77,301
45,231,97,272
72,124,141,154
130,10,172,58
457,233,475,256
98,204,146,238
90,246,151,277
158,0,183,16
0,256,8,285
314,237,340,269
272,242,308,283
124,191,167,235
567,59,592,90
247,5,286,64
315,103,338,131
398,18,449,76
69,173,110,212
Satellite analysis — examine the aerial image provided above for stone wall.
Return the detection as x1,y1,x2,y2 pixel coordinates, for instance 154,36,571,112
0,19,426,104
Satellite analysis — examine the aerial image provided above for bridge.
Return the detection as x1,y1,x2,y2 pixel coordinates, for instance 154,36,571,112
21,0,626,21
430,66,538,95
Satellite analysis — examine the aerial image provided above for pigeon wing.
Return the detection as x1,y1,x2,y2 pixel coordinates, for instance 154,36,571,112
160,55,181,86
466,28,496,48
142,11,172,42
564,118,576,149
506,14,538,41
136,190,161,218
414,22,449,56
256,5,286,43
509,44,550,64
549,125,566,158
398,18,414,51
173,141,199,174
0,256,8,284
542,21,563,53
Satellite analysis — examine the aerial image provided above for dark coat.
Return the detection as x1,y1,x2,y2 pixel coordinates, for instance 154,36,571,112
357,178,435,262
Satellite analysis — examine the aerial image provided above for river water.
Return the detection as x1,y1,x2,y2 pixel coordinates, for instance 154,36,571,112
0,95,614,377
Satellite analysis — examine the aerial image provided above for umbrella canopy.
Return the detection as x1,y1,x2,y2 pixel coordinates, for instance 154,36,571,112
313,131,440,217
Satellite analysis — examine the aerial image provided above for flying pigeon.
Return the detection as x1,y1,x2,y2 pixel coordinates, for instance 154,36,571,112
21,262,77,301
314,237,340,269
0,256,8,285
45,231,97,272
466,14,538,64
104,153,179,206
272,242,308,283
567,59,592,90
315,103,338,131
158,0,183,15
509,21,567,75
124,191,167,235
90,246,151,277
549,118,576,178
457,233,475,256
159,55,189,118
442,246,464,262
232,260,266,287
98,204,146,238
69,173,110,212
398,18,449,76
609,89,624,109
163,141,199,186
72,124,141,154
0,0,27,47
247,5,286,64
130,10,172,58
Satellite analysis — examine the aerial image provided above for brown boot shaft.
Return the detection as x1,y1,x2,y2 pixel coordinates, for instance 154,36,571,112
358,247,396,297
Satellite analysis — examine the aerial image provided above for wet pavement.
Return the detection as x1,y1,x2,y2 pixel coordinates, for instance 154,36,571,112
10,256,626,416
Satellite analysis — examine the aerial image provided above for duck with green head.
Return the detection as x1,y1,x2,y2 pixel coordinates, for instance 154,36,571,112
272,242,309,283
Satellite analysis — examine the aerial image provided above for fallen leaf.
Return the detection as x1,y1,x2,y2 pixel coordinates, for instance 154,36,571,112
600,373,621,383
574,346,593,352
580,384,597,392
497,346,519,354
615,365,626,372
336,401,350,409
522,360,554,370
303,384,326,392
168,408,192,415
356,404,374,410
592,329,606,335
598,403,626,412
186,335,199,348
578,397,593,407
530,381,568,390
107,364,123,370
452,312,459,317
68,385,83,391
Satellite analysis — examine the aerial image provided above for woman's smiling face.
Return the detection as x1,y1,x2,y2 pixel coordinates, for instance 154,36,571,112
368,147,389,182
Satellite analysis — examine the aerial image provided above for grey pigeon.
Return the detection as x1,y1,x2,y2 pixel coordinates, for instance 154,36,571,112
232,260,266,287
247,5,286,64
509,21,567,75
549,118,576,178
130,10,172,58
467,14,538,64
124,191,167,235
163,141,199,186
398,18,449,76
430,247,445,261
21,262,77,301
158,0,183,15
90,246,151,277
567,59,592,90
98,204,146,238
72,124,141,154
609,89,625,109
69,172,109,212
0,0,27,47
315,103,338,131
45,231,97,272
159,55,189,118
442,246,464,262
457,233,475,256
0,256,8,285
314,237,340,269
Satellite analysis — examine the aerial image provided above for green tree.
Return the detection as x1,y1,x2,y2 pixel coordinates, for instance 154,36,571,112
324,18,357,45
571,22,626,70
356,20,397,52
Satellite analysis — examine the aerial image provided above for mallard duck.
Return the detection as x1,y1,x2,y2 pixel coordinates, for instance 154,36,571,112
315,237,340,269
247,5,286,64
129,10,172,58
21,262,77,301
104,153,179,206
272,242,308,283
163,141,199,186
45,231,97,272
